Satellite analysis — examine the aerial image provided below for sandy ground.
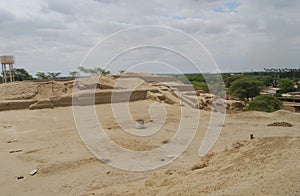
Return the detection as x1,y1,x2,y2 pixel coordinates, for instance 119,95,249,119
0,100,300,195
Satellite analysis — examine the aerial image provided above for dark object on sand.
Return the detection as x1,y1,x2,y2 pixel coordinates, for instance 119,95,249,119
267,122,293,127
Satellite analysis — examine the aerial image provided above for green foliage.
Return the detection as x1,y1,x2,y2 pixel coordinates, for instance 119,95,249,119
177,75,190,84
209,83,226,97
69,71,80,77
186,74,205,83
264,68,300,81
176,74,207,91
177,74,225,96
177,74,206,85
223,74,272,88
0,68,33,81
102,69,110,75
228,77,262,101
247,100,274,112
256,76,273,86
191,81,209,92
14,68,34,81
223,74,244,88
221,68,300,87
35,72,49,79
78,66,110,75
246,94,282,112
274,93,282,97
35,72,61,79
47,72,61,79
278,78,296,93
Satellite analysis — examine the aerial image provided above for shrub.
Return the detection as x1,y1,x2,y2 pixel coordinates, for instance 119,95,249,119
274,93,282,97
191,81,209,92
228,77,262,101
246,94,282,112
278,78,296,93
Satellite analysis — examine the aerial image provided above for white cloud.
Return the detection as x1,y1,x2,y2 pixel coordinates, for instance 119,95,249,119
0,0,299,75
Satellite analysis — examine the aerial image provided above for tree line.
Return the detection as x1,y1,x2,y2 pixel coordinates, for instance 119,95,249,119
177,69,300,113
0,66,111,81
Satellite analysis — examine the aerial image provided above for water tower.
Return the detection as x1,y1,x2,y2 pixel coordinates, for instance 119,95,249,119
1,55,15,83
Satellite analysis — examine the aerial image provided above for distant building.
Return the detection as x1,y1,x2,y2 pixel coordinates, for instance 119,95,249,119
261,87,280,94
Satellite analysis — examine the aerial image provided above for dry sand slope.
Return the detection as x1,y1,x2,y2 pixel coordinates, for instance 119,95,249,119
100,136,300,196
0,99,299,195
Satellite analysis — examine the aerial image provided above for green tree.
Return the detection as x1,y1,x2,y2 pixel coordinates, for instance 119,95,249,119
246,94,282,112
223,74,244,88
35,72,49,79
78,66,87,74
228,77,261,101
256,76,273,87
1,68,33,81
278,78,296,93
47,72,61,79
95,67,110,75
77,66,110,76
186,74,205,83
13,68,34,81
69,71,79,77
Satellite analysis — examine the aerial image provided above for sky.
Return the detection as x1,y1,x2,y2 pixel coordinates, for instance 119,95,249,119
0,0,299,76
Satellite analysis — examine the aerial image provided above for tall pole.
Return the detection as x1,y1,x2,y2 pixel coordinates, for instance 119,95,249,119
9,64,13,82
1,64,4,83
12,64,15,81
3,64,7,83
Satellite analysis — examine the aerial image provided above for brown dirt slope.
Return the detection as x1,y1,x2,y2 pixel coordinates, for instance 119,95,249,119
94,136,300,195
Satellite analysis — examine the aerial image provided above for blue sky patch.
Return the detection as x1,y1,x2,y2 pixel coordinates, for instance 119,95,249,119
224,1,240,12
213,1,240,13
